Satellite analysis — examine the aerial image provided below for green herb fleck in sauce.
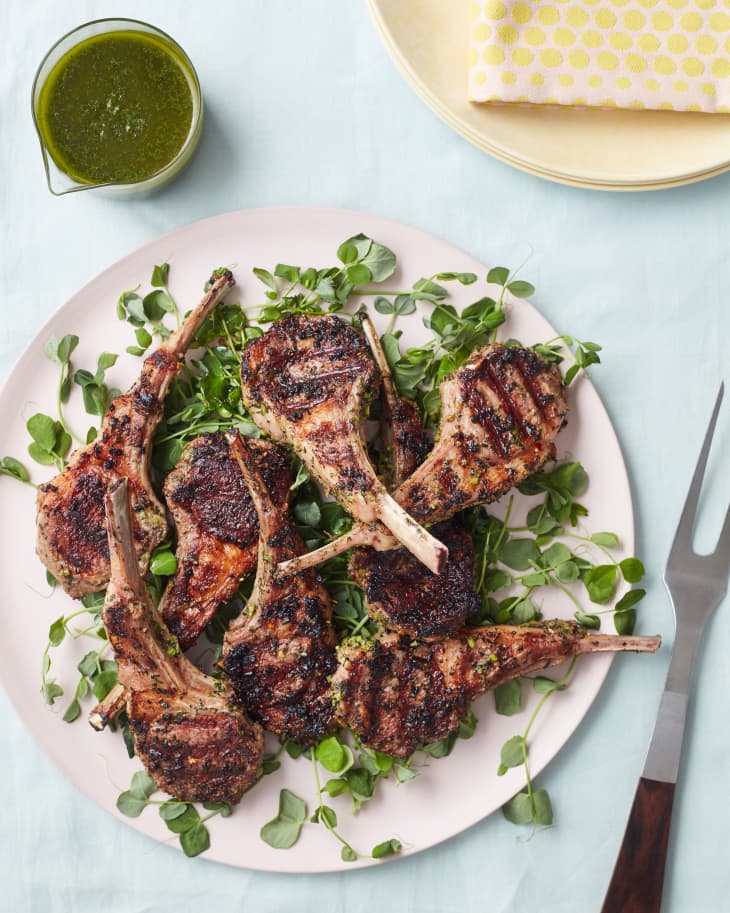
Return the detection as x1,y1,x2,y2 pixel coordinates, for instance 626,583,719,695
37,30,194,185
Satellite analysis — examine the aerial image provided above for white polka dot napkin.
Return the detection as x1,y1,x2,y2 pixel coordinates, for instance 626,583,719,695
468,0,730,112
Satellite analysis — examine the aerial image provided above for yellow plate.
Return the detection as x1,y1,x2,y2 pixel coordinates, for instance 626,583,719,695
369,0,730,191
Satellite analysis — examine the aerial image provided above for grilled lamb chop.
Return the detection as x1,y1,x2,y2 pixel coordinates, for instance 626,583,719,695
159,432,292,649
359,311,428,488
280,343,568,574
103,478,264,804
351,314,478,639
334,622,661,758
350,520,481,640
221,432,337,744
36,272,235,597
240,313,447,574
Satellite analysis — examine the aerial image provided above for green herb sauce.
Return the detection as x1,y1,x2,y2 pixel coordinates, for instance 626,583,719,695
37,30,194,185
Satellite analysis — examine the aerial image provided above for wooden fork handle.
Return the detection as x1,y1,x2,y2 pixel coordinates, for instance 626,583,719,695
600,777,676,913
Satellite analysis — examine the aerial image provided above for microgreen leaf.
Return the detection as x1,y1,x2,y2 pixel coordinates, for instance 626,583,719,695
502,790,533,825
274,263,300,282
27,414,58,452
159,800,189,821
575,610,601,629
532,676,566,695
150,546,177,576
434,271,478,285
62,699,81,723
48,617,66,647
619,557,645,583
315,736,354,775
591,531,620,548
347,263,372,285
614,608,637,635
359,239,396,282
41,680,63,704
0,456,30,483
91,668,118,701
56,335,79,365
164,805,200,834
180,822,210,857
151,263,170,287
116,792,148,817
583,564,618,604
494,679,522,716
499,538,541,570
541,542,571,567
260,789,308,849
372,838,402,859
487,266,509,286
253,267,277,291
507,280,535,299
294,500,322,528
202,801,232,817
498,735,526,773
129,771,157,801
143,290,175,321
532,789,554,825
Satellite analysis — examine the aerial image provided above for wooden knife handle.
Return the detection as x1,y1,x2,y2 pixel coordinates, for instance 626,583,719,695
600,777,676,913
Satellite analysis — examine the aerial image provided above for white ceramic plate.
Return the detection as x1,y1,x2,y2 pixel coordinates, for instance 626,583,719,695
369,0,730,191
0,207,633,871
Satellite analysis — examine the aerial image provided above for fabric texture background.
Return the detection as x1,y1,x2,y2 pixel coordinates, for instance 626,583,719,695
469,0,730,111
1,1,730,912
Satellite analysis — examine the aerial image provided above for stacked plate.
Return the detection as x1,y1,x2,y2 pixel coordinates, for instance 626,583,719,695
369,0,730,190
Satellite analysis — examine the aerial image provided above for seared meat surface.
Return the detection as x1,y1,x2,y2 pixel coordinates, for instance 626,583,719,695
334,623,661,758
240,314,447,573
36,272,235,597
222,433,337,744
103,479,264,804
352,316,479,639
280,343,568,573
159,433,292,649
350,520,481,640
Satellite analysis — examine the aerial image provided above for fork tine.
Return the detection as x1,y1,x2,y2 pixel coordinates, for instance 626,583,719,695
668,382,724,560
712,497,730,561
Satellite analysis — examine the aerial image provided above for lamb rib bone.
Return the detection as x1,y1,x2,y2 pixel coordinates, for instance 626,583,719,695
279,342,568,574
239,313,447,574
88,681,126,731
359,310,428,488
221,432,337,744
333,622,661,758
36,271,235,597
88,433,292,730
102,478,264,804
353,312,479,640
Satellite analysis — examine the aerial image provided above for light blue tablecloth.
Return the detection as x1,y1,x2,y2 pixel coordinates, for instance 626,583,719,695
2,2,729,911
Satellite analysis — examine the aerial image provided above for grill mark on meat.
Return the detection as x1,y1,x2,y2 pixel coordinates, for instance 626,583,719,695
241,314,447,574
349,316,480,641
159,433,292,649
279,343,568,575
350,520,481,641
221,433,337,745
35,272,235,597
102,479,264,804
333,623,661,758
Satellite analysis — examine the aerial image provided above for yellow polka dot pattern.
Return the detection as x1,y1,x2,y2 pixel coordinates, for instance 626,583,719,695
468,0,730,111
